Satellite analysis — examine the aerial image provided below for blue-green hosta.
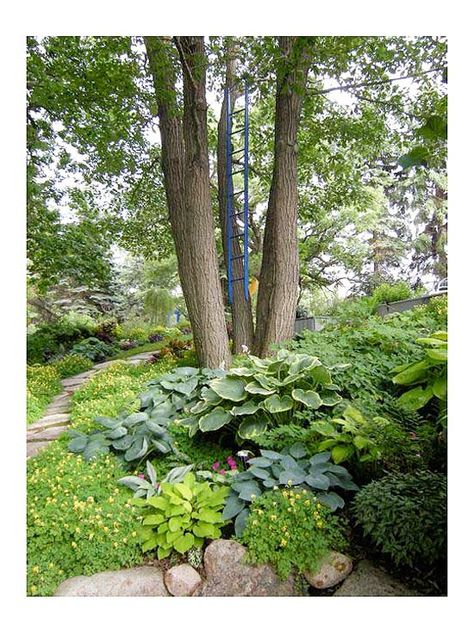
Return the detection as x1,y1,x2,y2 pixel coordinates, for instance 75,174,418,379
68,366,224,463
222,442,358,536
178,349,344,441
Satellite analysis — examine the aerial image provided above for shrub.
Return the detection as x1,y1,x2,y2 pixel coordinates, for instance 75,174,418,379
27,442,144,596
352,471,447,568
94,318,119,343
27,365,62,424
52,354,94,378
132,471,229,559
240,489,348,579
27,319,96,364
371,281,413,306
71,337,117,362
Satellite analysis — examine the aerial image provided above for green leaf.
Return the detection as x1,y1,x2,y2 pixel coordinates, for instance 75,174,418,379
426,348,447,362
193,522,218,538
331,444,355,464
209,376,247,402
174,533,195,554
398,386,433,411
111,434,134,451
234,508,250,537
230,401,259,416
197,509,224,523
238,417,267,439
259,449,282,461
123,412,149,427
398,146,430,169
289,442,307,459
311,365,332,385
142,514,166,526
247,456,272,467
279,469,306,486
244,381,276,396
316,492,345,511
124,436,148,462
263,394,293,413
320,392,343,406
68,435,88,453
292,389,322,409
198,407,232,432
223,493,246,520
147,496,169,510
236,481,262,501
305,473,330,490
432,376,447,400
174,482,193,501
311,420,337,437
392,360,429,385
172,377,199,396
247,466,270,480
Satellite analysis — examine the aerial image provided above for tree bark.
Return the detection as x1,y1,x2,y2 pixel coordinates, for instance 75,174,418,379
217,38,254,353
144,36,231,368
253,37,313,357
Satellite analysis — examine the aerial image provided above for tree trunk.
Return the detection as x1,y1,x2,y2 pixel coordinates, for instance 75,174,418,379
253,37,313,357
217,38,254,353
144,36,231,368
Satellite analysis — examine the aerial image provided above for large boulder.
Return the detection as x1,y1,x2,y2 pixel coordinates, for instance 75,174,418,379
304,551,353,589
333,560,418,597
54,566,170,597
194,539,295,597
165,564,202,596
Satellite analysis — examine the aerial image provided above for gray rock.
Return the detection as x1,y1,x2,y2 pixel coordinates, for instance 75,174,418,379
27,441,51,458
194,539,295,597
165,564,202,596
333,560,418,597
304,551,353,589
27,425,68,442
54,566,170,597
28,415,70,432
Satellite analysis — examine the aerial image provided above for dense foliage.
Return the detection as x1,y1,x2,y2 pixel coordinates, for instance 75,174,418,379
27,365,62,425
353,471,447,568
240,488,348,579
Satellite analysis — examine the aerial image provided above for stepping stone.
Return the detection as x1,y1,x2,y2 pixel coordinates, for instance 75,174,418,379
27,425,68,442
333,560,418,597
27,441,51,458
54,566,170,597
28,415,70,432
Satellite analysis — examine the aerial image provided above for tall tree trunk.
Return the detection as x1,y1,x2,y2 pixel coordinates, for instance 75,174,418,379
144,36,231,368
253,37,313,357
217,38,254,353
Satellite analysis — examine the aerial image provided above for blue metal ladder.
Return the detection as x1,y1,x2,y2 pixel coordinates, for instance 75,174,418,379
225,83,249,304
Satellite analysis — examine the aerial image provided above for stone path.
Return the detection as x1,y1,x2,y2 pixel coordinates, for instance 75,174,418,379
27,351,159,459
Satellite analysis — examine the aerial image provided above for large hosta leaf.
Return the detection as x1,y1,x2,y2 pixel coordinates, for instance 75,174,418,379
398,386,433,411
125,437,148,462
392,360,430,385
172,377,199,396
198,407,232,432
201,387,222,404
238,417,267,439
292,389,322,409
244,381,276,395
263,394,293,413
209,376,247,402
311,365,332,385
230,401,259,416
288,354,321,375
320,392,343,406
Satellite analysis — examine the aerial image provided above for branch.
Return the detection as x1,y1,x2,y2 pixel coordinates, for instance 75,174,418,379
309,66,445,96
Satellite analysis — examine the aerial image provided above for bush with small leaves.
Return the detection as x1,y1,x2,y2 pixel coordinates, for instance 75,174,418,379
240,489,348,579
353,471,447,568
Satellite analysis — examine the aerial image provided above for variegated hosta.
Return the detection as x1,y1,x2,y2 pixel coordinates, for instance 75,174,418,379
178,349,344,441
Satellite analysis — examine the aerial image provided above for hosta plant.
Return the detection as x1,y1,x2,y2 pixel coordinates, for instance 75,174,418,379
392,331,447,426
222,442,358,536
68,409,176,464
118,461,194,498
133,472,229,559
68,366,224,463
307,405,384,464
178,349,344,441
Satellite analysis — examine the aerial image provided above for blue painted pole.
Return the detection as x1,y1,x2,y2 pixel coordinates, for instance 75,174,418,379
225,87,234,304
243,83,249,301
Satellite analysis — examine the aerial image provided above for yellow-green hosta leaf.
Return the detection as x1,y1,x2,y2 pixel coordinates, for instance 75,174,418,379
142,514,166,526
209,376,247,401
292,389,322,409
331,444,355,464
199,407,232,432
174,533,195,554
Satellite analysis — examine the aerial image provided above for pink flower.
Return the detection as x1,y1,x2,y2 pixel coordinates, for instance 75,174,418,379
138,474,145,479
219,469,227,476
229,462,238,470
227,456,237,467
212,461,220,471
